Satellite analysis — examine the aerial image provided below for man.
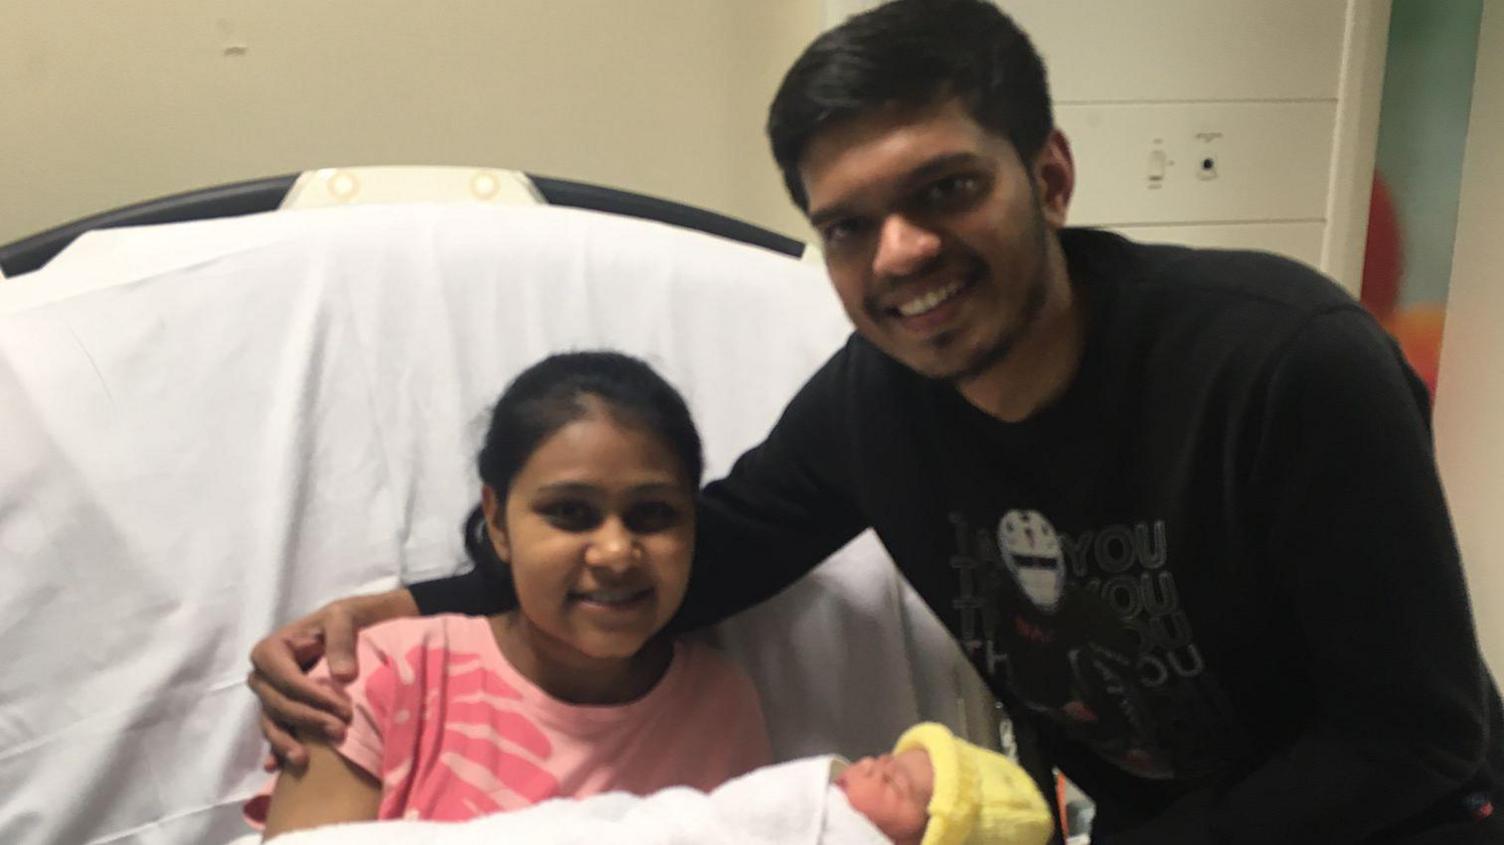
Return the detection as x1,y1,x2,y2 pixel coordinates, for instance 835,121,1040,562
248,1,1504,840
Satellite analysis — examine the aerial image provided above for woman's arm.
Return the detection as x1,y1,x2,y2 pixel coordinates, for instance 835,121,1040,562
262,738,381,840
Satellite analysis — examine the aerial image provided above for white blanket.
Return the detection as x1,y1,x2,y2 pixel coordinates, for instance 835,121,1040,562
254,757,885,845
0,203,992,844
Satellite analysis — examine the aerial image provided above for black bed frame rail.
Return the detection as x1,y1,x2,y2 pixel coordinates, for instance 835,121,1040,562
0,172,805,278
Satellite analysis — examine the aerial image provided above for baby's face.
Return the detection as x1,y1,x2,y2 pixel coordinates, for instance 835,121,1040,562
836,748,934,844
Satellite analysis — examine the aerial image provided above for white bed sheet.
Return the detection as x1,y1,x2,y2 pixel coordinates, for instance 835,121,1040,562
0,204,991,844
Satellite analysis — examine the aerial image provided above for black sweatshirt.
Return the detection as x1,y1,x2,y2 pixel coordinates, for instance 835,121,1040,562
412,229,1504,842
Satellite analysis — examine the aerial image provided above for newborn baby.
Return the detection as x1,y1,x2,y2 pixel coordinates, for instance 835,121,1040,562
836,747,937,843
836,722,1053,845
252,723,1053,845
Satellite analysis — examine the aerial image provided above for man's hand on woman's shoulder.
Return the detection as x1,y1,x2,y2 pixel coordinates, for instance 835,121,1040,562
247,588,419,769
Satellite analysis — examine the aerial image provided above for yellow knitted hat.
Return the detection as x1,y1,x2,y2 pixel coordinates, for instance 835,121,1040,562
892,723,1054,845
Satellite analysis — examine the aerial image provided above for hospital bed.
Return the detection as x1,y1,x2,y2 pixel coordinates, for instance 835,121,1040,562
0,168,998,844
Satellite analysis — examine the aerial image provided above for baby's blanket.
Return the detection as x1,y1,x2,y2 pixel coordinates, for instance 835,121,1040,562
251,756,889,845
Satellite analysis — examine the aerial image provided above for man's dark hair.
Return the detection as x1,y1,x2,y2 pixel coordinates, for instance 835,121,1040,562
767,0,1054,210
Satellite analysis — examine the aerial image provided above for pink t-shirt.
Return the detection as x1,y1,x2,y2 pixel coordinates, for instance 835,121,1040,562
246,614,769,825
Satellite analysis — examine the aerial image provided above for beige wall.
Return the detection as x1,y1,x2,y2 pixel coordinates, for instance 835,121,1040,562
1434,0,1504,672
0,1,819,245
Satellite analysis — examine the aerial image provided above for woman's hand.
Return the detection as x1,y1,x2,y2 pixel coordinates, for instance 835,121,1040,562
247,589,418,769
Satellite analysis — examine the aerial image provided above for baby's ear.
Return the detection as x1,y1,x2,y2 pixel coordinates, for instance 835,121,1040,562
481,486,511,563
897,747,936,800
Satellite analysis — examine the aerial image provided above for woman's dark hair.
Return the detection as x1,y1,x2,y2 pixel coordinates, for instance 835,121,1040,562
767,0,1053,210
462,351,704,605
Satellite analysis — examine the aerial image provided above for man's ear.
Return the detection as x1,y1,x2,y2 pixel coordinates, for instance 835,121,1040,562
1032,128,1075,230
481,485,511,563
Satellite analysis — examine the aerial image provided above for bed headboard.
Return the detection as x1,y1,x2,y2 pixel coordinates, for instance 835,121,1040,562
0,167,808,279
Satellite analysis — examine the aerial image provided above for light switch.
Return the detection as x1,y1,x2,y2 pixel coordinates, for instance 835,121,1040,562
1147,149,1167,181
1058,101,1334,225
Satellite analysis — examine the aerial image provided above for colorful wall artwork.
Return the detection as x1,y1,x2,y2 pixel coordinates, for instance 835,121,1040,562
1362,0,1484,396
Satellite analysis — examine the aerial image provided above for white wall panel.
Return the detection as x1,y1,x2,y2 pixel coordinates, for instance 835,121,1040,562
1319,0,1392,294
1060,102,1336,226
825,1,1348,102
999,0,1347,102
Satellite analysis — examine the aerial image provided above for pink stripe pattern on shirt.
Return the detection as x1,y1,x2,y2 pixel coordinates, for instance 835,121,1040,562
244,614,771,827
